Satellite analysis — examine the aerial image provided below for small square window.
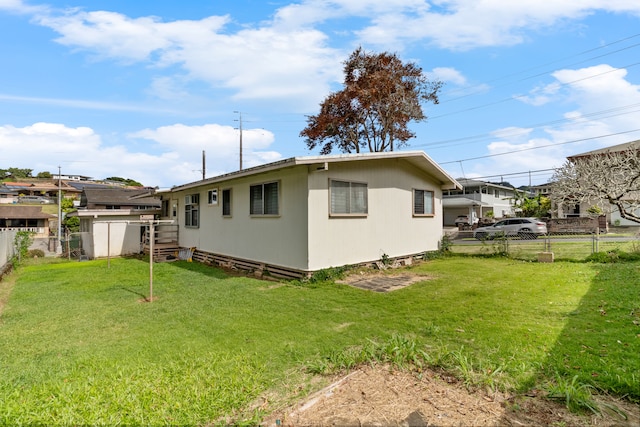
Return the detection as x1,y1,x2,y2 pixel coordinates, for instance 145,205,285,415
250,182,279,216
207,189,218,205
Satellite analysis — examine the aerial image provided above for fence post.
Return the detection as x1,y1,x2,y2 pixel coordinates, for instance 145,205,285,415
592,232,599,254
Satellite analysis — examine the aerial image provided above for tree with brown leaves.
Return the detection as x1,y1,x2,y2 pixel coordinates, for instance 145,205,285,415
300,48,442,154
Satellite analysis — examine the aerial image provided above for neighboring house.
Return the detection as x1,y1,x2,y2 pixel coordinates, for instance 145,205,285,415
442,179,518,225
1,180,82,201
530,182,553,198
0,186,19,204
59,174,93,181
158,151,460,277
69,188,162,258
0,206,56,237
557,140,640,226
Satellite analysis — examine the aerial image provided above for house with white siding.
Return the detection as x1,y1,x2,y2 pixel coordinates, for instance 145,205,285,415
69,188,161,258
158,151,460,277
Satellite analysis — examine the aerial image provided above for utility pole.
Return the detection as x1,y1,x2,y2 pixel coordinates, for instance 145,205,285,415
56,166,62,254
234,111,243,170
202,150,206,180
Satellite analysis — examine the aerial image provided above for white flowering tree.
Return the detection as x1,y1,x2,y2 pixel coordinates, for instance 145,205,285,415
551,145,640,224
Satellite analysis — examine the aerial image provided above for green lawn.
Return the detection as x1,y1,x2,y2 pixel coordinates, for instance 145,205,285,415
0,256,638,424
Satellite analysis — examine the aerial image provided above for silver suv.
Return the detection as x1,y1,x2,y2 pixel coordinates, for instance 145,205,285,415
473,217,547,240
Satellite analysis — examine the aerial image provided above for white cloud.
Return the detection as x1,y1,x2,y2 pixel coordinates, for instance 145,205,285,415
34,8,342,111
0,0,44,13
547,65,640,147
0,93,181,113
0,122,280,187
20,0,640,112
0,0,22,10
427,67,467,85
471,63,640,180
354,1,640,50
490,126,534,141
129,123,281,181
516,82,561,106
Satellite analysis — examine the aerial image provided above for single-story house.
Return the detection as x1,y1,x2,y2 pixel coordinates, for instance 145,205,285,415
0,206,56,237
69,188,162,258
158,151,461,277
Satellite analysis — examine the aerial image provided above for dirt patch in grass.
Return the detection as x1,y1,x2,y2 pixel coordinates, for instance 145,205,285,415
337,270,431,292
261,364,639,426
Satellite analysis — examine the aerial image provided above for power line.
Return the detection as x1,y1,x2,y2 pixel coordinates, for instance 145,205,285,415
415,102,640,150
439,128,640,165
430,61,640,120
462,168,556,181
438,32,640,101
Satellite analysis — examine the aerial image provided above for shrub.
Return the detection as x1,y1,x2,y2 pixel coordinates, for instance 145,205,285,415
302,265,352,284
585,249,640,263
12,231,34,265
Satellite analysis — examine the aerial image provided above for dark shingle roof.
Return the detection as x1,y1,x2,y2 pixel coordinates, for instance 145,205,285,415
81,188,161,208
0,206,56,219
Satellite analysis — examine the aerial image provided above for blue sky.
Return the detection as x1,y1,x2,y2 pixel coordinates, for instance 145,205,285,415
1,0,640,188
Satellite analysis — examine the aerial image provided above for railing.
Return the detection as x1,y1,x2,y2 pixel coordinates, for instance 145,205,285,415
1,227,45,234
144,224,178,246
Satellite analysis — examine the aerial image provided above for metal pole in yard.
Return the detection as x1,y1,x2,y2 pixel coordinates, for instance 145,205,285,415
107,222,111,269
149,221,154,302
56,166,62,255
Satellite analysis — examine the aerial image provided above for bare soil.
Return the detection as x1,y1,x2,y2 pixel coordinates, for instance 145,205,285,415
261,269,639,426
261,364,639,426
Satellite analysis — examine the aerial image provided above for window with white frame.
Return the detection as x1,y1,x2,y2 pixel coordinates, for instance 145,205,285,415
222,189,231,217
250,182,279,215
330,180,368,215
207,188,218,205
184,193,199,227
413,189,434,216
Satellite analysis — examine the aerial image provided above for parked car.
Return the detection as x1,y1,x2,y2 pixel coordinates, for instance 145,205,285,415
473,217,548,240
18,195,53,204
454,215,479,226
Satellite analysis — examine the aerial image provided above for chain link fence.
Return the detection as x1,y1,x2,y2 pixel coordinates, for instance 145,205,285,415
446,229,640,262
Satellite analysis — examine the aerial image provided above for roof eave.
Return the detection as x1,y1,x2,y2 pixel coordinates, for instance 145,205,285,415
161,151,461,193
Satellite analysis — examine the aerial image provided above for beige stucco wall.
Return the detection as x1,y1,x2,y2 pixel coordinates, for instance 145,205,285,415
172,166,310,270
165,156,449,272
306,158,444,271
